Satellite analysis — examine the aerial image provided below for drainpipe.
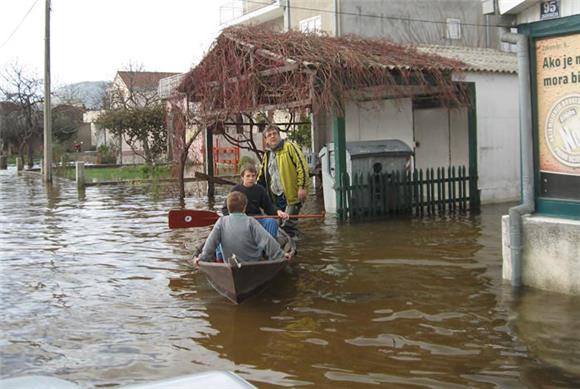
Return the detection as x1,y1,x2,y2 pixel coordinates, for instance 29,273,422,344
284,0,291,32
501,27,535,287
334,0,340,36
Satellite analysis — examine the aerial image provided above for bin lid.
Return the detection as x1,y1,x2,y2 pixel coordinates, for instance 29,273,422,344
346,140,412,159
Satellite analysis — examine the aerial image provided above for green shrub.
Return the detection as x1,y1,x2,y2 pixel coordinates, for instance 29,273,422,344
97,144,117,164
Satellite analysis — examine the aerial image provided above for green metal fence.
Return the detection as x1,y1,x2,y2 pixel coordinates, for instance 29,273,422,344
346,165,479,220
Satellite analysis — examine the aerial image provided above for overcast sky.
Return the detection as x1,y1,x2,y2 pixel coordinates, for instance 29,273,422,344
0,0,225,87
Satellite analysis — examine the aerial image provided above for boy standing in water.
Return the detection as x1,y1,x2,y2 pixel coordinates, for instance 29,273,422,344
258,125,309,237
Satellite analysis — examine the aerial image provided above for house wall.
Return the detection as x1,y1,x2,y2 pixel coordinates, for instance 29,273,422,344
290,0,336,33
462,72,521,203
75,123,93,149
339,0,500,48
502,215,580,295
261,16,284,32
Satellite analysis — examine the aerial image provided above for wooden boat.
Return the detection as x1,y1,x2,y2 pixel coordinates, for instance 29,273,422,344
197,229,296,304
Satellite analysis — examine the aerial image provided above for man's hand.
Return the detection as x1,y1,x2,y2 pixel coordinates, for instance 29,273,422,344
277,209,289,220
192,256,201,267
298,188,307,202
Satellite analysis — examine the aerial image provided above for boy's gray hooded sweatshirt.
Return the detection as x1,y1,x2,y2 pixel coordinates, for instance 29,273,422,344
199,213,284,262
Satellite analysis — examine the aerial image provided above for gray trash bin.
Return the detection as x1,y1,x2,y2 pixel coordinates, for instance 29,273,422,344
319,139,413,213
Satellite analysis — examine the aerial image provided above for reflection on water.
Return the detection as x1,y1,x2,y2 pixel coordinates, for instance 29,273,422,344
1,168,579,388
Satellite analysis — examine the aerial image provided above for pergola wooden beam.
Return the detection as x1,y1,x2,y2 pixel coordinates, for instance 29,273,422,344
345,84,444,101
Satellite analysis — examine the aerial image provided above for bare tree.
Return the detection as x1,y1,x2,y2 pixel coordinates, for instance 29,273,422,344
0,63,43,167
53,83,83,107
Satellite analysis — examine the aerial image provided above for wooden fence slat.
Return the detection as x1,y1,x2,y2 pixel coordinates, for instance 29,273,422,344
394,171,401,214
462,165,467,210
430,168,435,215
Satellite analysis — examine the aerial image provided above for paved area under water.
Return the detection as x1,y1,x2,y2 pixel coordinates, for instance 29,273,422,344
1,168,579,388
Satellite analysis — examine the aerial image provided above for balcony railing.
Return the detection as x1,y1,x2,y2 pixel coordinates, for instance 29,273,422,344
219,0,279,25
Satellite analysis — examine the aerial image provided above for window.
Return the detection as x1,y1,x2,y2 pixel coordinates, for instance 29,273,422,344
446,18,462,40
299,15,322,34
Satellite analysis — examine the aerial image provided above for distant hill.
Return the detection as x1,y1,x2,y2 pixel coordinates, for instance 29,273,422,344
54,81,111,110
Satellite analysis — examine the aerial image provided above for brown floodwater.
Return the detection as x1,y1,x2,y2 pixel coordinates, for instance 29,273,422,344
1,168,579,388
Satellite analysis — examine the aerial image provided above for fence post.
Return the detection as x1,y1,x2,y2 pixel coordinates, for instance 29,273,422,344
0,155,7,170
418,169,424,216
469,165,480,210
436,167,442,214
76,161,85,188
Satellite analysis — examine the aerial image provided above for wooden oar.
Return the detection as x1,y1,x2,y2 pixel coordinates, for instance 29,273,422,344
168,209,325,229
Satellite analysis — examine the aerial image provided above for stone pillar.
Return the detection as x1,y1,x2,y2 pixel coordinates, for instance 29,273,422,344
16,157,23,171
76,161,85,188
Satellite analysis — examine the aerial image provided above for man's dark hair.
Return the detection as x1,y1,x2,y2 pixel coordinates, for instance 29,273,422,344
227,191,248,213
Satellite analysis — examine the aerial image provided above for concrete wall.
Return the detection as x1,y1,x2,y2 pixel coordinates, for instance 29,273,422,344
502,215,580,295
261,16,284,32
462,72,520,203
344,98,414,147
340,0,501,48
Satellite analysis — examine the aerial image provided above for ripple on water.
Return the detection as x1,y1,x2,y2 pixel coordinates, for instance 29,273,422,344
2,171,580,388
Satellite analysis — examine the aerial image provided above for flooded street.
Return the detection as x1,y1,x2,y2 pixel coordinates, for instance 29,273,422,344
1,168,579,388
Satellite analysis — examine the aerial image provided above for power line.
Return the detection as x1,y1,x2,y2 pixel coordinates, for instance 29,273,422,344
242,0,512,29
0,0,41,50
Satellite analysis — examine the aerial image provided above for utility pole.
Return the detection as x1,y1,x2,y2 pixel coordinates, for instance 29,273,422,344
43,0,52,182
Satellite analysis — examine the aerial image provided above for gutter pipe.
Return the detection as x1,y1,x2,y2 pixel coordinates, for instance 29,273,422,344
501,27,535,287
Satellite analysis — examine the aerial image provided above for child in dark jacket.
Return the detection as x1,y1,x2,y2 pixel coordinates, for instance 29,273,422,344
222,163,288,237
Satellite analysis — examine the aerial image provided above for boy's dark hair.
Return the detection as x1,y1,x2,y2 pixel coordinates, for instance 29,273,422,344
227,191,248,213
240,163,257,177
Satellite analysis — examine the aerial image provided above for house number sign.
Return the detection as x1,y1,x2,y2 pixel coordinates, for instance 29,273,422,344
540,0,560,20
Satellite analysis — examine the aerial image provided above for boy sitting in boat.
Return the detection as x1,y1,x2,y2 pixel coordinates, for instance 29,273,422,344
195,191,287,264
222,163,289,238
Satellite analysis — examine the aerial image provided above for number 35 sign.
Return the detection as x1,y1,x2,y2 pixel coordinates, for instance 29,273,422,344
541,0,560,20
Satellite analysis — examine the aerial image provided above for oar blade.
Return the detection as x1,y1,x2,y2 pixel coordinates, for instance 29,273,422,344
168,209,219,229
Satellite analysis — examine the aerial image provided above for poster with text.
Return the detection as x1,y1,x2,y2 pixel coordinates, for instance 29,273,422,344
536,33,580,177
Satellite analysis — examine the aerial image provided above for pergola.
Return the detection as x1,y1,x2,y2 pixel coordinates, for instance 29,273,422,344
177,25,470,218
